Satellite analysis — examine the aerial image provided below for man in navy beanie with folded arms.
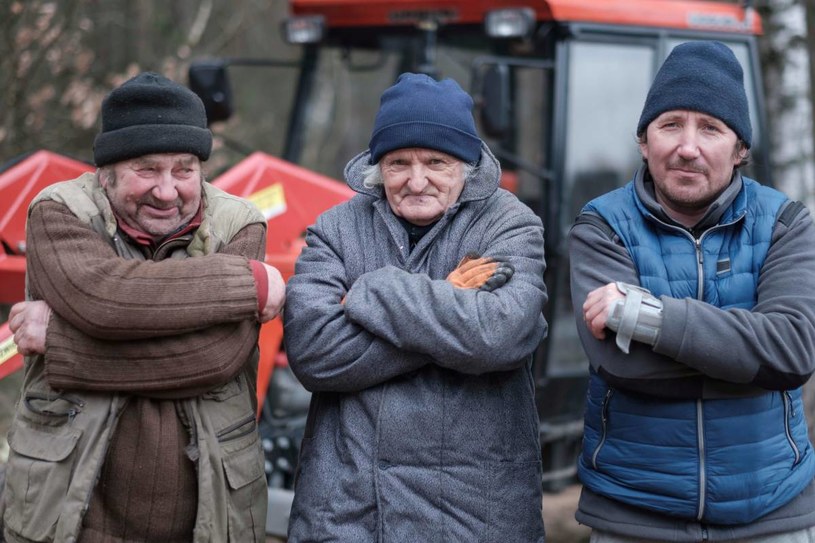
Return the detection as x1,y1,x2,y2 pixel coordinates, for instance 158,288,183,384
570,41,815,542
284,73,548,541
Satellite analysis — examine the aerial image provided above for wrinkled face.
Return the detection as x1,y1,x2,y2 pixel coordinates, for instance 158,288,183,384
101,153,203,238
380,148,466,226
640,110,747,226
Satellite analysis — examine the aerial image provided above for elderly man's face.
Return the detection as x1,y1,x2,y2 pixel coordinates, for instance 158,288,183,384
641,110,747,226
101,153,203,237
381,148,466,226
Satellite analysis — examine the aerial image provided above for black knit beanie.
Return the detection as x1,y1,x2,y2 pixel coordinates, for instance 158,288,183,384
637,41,752,148
93,72,212,166
368,73,482,164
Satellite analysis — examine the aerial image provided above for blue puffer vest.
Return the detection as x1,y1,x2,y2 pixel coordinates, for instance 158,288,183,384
578,176,815,525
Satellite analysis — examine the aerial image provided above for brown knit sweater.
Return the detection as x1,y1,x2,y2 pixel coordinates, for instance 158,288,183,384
25,200,265,543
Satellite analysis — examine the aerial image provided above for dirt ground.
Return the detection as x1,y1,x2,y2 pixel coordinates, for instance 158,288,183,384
542,484,592,542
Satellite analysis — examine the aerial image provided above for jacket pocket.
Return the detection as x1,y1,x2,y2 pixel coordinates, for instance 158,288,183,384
24,391,85,425
220,422,267,543
4,418,82,541
783,391,802,466
591,388,614,469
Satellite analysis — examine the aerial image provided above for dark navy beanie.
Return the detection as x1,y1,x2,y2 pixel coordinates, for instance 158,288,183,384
637,41,752,148
93,72,212,166
368,73,482,164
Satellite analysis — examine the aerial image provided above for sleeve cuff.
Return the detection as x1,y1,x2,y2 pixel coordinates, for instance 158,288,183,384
250,260,268,314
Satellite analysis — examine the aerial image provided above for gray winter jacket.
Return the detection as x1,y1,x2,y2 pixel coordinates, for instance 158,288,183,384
283,144,548,542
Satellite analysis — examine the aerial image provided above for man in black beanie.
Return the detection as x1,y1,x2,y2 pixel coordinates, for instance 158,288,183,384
283,72,548,541
4,72,286,542
569,41,815,542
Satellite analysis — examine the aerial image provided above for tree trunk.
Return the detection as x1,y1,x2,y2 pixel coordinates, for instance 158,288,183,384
805,0,815,162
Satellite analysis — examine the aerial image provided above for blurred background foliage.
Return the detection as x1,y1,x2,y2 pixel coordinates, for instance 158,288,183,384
1,0,302,175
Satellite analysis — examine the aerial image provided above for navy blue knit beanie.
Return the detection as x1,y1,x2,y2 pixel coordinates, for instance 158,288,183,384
369,73,482,164
637,41,751,148
94,72,212,166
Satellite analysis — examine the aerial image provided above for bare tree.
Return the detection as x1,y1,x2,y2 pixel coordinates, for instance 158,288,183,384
0,0,296,170
757,0,815,203
0,1,96,160
805,0,815,160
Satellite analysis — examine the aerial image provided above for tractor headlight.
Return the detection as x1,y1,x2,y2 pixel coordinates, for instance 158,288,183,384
485,8,536,39
283,15,325,44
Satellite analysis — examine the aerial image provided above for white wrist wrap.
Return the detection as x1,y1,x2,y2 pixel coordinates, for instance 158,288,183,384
606,282,663,354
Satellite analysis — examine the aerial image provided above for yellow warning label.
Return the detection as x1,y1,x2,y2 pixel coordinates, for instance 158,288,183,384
0,336,18,366
248,183,287,221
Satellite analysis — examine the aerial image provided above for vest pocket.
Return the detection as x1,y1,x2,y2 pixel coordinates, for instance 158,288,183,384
4,419,82,541
783,391,802,466
221,427,267,542
591,388,614,470
24,391,85,424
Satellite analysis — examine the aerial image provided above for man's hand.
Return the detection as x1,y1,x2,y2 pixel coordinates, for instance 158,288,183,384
583,282,663,353
9,300,52,356
582,282,625,340
260,263,286,323
446,254,514,292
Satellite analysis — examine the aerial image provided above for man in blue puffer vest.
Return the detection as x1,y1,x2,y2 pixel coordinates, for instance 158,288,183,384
569,40,815,542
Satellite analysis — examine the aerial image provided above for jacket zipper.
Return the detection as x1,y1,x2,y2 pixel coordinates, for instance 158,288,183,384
646,213,744,300
783,391,801,465
696,399,706,520
648,212,746,523
592,388,614,469
694,238,704,297
692,215,748,523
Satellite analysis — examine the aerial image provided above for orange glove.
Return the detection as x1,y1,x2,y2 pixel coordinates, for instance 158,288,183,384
446,254,514,292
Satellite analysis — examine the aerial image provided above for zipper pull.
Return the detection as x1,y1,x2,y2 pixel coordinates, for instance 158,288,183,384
602,388,613,423
786,391,796,418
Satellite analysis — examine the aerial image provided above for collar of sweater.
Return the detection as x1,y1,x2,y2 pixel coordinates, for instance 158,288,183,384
114,202,204,248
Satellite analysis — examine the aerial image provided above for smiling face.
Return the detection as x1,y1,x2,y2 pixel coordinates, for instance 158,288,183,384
640,109,748,227
380,148,466,226
101,153,203,238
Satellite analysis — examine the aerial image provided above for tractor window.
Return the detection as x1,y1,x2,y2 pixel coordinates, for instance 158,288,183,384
293,38,492,180
561,41,655,229
544,40,656,380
